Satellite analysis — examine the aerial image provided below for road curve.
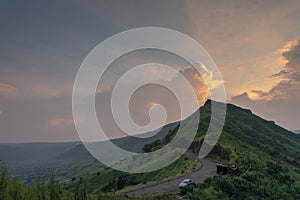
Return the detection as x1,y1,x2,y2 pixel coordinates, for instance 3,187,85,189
124,157,216,196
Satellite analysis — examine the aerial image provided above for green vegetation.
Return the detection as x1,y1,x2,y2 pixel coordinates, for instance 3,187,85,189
1,101,300,199
0,164,72,200
142,125,179,152
180,101,300,199
182,158,300,199
63,122,201,195
0,123,179,183
65,155,201,194
0,165,176,200
0,142,102,184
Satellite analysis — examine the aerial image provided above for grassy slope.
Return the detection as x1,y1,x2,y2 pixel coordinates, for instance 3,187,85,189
117,100,300,199
183,101,300,200
64,101,300,199
64,155,201,194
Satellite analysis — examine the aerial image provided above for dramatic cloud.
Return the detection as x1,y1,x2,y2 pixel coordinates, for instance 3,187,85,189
232,39,300,130
231,92,253,105
251,39,300,100
272,39,300,81
1,0,300,141
186,0,300,97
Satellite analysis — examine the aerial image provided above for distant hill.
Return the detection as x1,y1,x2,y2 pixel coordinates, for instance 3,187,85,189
57,121,179,161
0,142,79,162
0,121,178,182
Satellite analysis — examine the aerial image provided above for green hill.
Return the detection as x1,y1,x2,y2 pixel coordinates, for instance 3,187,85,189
62,100,300,199
1,101,299,199
181,101,300,199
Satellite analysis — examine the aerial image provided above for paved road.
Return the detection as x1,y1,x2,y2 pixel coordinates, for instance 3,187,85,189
124,154,216,196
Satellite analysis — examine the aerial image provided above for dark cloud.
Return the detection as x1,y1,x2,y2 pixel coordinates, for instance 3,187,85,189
232,39,300,130
247,40,300,100
283,39,300,71
1,0,300,141
272,40,300,83
231,92,253,105
251,90,269,98
265,40,300,100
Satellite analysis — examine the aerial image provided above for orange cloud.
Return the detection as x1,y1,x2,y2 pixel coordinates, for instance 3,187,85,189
192,73,210,105
146,102,158,109
234,38,300,102
0,83,18,97
48,118,74,127
178,66,212,106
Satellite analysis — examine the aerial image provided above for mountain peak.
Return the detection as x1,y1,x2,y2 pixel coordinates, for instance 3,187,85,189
203,99,253,114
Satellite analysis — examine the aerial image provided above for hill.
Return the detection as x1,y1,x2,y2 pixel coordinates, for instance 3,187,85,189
0,142,78,162
0,122,178,183
63,100,300,199
181,101,300,199
1,100,299,199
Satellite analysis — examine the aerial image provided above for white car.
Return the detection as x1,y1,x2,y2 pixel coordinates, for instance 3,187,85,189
179,179,194,188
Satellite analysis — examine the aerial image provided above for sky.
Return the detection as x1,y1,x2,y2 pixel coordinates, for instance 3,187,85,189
0,0,300,142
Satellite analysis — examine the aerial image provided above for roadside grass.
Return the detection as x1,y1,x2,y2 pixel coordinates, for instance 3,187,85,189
64,155,201,194
116,157,202,194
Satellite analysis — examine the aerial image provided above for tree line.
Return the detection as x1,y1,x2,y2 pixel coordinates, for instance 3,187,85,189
0,164,94,200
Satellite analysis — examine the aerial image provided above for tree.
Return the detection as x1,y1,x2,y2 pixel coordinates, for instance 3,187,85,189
48,173,61,200
10,181,22,200
74,178,88,200
0,164,8,200
37,181,47,200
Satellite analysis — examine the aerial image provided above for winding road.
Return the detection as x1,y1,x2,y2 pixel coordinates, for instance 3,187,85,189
124,153,216,196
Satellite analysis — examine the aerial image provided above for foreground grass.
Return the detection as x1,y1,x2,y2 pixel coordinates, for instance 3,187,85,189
64,155,201,195
181,102,300,199
117,158,201,194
